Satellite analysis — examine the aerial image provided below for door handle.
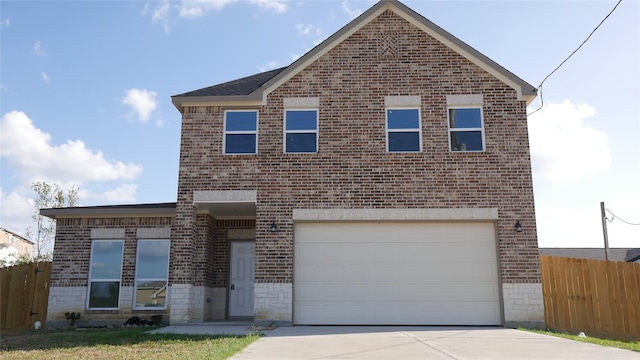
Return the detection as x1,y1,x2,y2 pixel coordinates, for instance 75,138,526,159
231,284,235,290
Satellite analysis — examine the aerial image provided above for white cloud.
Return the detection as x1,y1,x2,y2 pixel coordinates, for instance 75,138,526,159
143,1,172,32
536,205,604,248
91,184,138,203
41,72,50,84
249,0,288,14
1,18,9,27
122,88,158,123
146,0,288,21
295,23,313,36
259,60,281,72
179,0,238,18
33,41,46,56
0,186,33,239
0,111,143,184
528,100,611,183
0,111,144,248
142,0,288,31
152,1,171,21
537,190,640,249
341,1,363,19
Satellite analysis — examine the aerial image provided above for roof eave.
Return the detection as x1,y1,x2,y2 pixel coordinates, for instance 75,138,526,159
40,204,176,219
171,93,266,113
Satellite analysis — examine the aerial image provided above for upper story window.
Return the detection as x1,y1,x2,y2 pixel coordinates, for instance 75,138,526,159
285,109,318,153
224,110,258,154
386,108,422,152
448,107,485,152
88,240,124,309
134,239,170,310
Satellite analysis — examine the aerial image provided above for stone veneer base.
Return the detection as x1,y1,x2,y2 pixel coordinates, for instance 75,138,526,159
502,283,545,329
254,283,292,323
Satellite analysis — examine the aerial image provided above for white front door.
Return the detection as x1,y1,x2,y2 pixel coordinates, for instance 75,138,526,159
229,242,255,317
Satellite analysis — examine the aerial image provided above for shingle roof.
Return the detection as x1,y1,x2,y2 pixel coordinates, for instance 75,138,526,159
625,248,640,262
174,67,286,98
539,248,640,263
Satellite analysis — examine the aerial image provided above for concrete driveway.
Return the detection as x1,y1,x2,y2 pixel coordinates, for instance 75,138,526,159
230,326,638,360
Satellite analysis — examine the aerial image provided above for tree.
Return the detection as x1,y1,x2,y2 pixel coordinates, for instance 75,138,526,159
25,182,79,260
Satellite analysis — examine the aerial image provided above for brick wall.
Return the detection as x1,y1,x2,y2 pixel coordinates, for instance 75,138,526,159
51,217,173,287
175,11,540,286
48,217,173,325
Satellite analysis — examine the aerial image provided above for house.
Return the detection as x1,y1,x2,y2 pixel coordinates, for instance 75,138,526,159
0,227,34,265
539,248,640,263
42,0,543,328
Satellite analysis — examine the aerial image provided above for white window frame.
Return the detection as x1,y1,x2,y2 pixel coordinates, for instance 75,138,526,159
447,106,485,152
385,107,422,153
223,110,258,155
284,109,319,154
133,239,170,310
87,240,124,310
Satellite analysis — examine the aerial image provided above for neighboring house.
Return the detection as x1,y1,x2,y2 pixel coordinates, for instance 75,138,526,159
0,227,34,265
42,0,543,328
539,248,640,263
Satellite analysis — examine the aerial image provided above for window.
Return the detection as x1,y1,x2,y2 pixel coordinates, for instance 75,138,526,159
386,108,421,152
88,240,124,309
224,110,258,154
134,240,170,309
285,109,318,153
448,107,484,151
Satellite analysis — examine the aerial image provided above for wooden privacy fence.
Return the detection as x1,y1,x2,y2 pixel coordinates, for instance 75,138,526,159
540,255,640,340
0,262,51,332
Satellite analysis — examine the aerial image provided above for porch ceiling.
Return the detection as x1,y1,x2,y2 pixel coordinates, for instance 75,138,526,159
195,202,256,219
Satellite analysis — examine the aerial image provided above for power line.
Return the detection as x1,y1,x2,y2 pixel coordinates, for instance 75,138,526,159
528,0,623,116
606,208,640,226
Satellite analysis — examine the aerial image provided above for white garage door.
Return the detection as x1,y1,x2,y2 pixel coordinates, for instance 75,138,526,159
294,221,501,325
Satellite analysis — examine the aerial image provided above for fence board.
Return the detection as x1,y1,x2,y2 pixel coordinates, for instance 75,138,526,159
0,262,51,332
540,255,640,341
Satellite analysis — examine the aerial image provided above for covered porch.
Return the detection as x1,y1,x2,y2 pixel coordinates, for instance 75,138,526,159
174,190,256,323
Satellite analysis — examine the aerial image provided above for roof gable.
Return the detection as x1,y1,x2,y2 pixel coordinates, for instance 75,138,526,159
172,0,537,111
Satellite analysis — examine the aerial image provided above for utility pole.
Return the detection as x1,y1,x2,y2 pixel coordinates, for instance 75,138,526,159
600,201,610,261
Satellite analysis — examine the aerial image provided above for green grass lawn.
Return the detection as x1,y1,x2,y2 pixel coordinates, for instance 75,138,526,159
523,329,640,352
0,326,261,360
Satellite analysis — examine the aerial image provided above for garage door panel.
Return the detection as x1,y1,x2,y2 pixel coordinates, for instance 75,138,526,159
296,264,320,282
460,243,496,261
319,264,346,280
295,283,321,300
294,221,500,325
297,301,501,325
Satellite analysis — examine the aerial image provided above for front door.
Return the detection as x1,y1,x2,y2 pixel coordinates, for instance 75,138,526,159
229,242,255,317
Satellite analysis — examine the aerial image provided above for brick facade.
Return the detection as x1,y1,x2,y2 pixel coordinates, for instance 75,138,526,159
175,10,539,287
48,217,173,326
47,2,542,328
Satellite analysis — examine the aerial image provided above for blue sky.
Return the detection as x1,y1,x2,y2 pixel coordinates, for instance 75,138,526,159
1,0,638,252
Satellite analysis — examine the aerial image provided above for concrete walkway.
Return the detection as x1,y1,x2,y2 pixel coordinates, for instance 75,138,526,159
147,324,638,359
147,320,259,336
228,326,638,360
